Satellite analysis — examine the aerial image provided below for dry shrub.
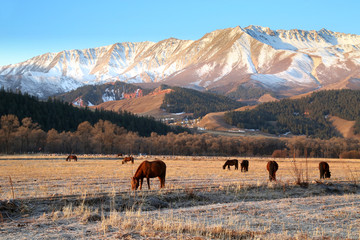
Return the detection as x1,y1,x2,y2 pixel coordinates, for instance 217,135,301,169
290,154,308,187
339,150,360,159
272,149,288,158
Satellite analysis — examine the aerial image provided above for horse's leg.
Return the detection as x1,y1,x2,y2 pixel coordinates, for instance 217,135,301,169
159,177,165,188
140,178,143,190
158,177,162,188
147,178,151,189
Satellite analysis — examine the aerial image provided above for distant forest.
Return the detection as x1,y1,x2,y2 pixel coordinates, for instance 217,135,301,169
0,89,186,137
161,86,243,118
0,113,359,158
224,90,360,139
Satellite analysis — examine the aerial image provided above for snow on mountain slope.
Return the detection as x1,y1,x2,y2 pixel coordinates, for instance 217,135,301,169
1,25,360,98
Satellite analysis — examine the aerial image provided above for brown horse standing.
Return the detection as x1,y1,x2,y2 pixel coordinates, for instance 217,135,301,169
241,160,249,172
267,161,278,181
122,156,134,164
66,155,77,162
131,160,166,190
319,162,331,179
223,159,238,170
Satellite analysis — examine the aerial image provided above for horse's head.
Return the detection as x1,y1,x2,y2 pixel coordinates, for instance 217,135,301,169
131,177,139,190
325,171,331,178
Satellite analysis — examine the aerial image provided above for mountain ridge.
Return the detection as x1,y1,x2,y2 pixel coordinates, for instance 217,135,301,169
1,25,360,99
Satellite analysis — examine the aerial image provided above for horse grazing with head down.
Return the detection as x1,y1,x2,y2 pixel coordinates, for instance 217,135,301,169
223,159,238,170
66,155,77,162
267,161,278,181
319,161,331,179
122,156,134,164
131,160,166,190
241,160,249,172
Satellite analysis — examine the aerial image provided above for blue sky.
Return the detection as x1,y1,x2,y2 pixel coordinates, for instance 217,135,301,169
0,0,359,66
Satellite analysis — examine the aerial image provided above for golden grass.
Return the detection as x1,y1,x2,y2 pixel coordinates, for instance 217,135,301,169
1,154,360,199
1,154,360,239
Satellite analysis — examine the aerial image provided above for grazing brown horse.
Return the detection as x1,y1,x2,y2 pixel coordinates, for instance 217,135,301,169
131,160,166,190
223,159,238,170
66,155,77,162
117,153,123,157
267,161,278,181
122,156,134,164
241,160,249,172
319,161,331,179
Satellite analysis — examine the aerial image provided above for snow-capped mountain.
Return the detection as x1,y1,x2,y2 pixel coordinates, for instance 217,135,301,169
1,25,360,98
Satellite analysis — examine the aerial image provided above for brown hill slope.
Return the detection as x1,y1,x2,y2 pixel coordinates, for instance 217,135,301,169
197,111,237,131
94,93,165,117
197,105,257,131
329,116,360,139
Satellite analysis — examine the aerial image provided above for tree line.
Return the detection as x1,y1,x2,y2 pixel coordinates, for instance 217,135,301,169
0,89,186,137
1,113,359,158
224,89,360,139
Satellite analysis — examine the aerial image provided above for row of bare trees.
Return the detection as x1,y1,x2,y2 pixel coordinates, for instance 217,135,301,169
1,114,360,157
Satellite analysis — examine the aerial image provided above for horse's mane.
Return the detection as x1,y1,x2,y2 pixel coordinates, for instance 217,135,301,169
134,161,147,177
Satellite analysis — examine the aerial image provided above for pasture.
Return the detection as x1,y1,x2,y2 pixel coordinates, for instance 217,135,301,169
1,155,360,239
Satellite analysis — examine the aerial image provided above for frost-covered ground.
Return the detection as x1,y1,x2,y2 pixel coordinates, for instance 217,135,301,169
1,155,360,239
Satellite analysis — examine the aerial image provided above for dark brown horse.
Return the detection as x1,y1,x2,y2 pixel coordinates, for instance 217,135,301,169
122,156,134,164
223,159,238,170
267,161,278,181
241,160,249,172
131,160,166,190
319,161,331,179
117,153,123,157
66,155,77,162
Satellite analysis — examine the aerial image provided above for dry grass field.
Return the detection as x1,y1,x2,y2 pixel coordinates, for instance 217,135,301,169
1,154,360,239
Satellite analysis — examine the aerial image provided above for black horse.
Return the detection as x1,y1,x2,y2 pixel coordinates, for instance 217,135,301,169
223,159,238,170
319,162,331,179
267,161,278,181
241,160,249,172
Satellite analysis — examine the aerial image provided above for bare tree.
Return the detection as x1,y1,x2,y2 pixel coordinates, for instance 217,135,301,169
0,115,20,153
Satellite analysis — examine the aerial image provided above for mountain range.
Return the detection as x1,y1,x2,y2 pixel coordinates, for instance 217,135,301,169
1,25,360,99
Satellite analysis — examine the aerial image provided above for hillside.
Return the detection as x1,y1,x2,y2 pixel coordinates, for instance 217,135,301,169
56,81,152,106
1,26,360,99
0,89,186,136
328,116,360,139
161,86,243,118
224,89,360,139
95,91,166,117
94,86,243,120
